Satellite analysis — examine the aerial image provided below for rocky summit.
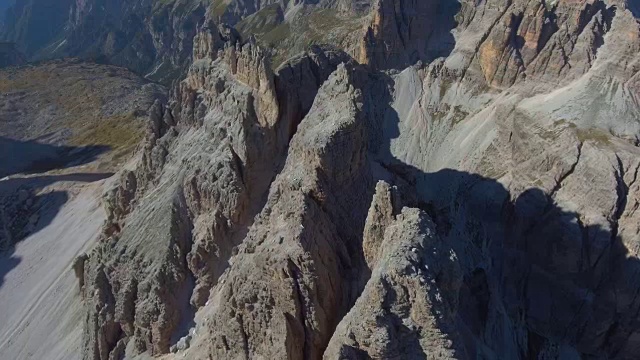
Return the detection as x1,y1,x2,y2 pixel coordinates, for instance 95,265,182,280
1,0,640,359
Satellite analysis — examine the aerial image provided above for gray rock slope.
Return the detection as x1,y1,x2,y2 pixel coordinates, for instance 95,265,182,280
0,58,169,360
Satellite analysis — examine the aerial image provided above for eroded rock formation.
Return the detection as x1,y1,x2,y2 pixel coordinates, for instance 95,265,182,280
71,1,640,359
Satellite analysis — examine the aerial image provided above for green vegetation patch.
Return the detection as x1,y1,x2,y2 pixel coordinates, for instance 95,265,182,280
0,62,153,169
261,23,292,46
70,112,145,167
576,128,612,146
258,8,363,67
236,4,283,38
304,9,362,45
210,0,229,17
553,118,613,147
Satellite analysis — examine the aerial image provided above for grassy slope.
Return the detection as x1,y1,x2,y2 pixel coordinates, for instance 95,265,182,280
234,6,364,67
0,60,165,170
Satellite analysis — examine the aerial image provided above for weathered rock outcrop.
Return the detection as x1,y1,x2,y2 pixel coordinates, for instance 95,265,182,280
78,22,356,358
325,206,464,359
72,1,640,360
81,39,282,358
187,64,377,360
358,0,459,70
475,0,617,88
274,45,355,142
358,3,640,358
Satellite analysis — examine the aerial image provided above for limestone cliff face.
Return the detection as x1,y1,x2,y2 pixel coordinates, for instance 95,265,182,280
81,33,281,358
74,1,640,360
78,23,354,359
0,0,74,55
358,0,458,70
357,2,640,358
475,0,617,88
325,205,464,359
190,64,377,360
357,0,622,88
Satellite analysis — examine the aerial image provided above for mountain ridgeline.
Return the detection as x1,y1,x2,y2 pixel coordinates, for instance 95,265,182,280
2,0,640,359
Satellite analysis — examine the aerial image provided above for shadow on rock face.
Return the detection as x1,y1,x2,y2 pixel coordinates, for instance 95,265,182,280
0,136,110,178
417,169,640,357
362,0,461,71
628,0,640,18
0,171,112,289
367,85,640,357
316,51,640,356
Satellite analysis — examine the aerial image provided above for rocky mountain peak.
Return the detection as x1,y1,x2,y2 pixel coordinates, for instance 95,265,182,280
2,1,640,360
